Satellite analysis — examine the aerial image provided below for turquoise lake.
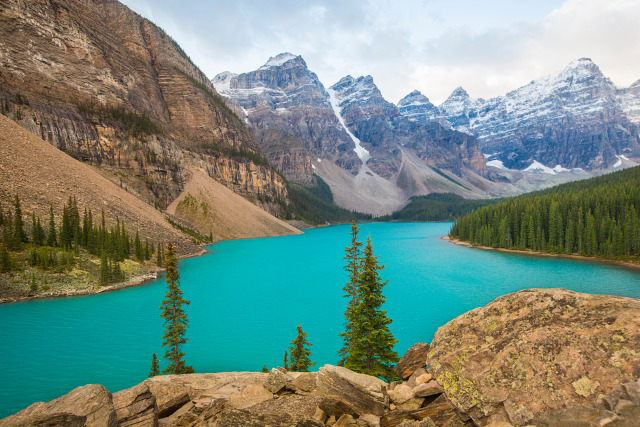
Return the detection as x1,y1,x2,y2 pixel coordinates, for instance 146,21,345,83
1,222,639,417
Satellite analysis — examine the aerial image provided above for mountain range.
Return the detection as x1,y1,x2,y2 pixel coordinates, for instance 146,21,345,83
214,54,639,214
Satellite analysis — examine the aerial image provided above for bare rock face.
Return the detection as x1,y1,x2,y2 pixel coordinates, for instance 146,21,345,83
317,365,389,417
394,342,430,380
112,382,157,426
0,0,288,215
426,288,640,426
0,384,117,427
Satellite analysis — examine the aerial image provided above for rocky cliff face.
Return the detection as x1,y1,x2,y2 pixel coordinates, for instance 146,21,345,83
215,55,491,215
0,0,288,215
398,59,640,171
213,53,361,184
330,76,487,180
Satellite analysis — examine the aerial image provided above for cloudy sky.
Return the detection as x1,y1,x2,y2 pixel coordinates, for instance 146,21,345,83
120,0,640,104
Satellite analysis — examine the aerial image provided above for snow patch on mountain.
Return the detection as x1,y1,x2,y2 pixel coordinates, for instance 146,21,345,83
259,52,298,70
327,87,370,163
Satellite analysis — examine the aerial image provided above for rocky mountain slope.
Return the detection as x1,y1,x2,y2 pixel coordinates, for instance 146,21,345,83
166,169,301,241
0,114,298,261
398,59,640,172
0,0,288,215
3,288,639,426
214,54,494,215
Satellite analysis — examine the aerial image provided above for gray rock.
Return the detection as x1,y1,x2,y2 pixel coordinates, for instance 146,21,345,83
112,383,157,427
412,381,443,398
319,395,360,419
394,343,429,380
264,368,290,393
0,384,117,427
317,365,388,416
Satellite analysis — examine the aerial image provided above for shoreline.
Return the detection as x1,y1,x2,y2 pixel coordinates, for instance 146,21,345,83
444,236,640,271
0,270,163,305
0,247,209,305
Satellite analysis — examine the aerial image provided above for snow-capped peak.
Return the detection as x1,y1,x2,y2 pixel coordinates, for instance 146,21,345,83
448,86,470,100
211,71,238,93
398,90,431,107
259,53,299,70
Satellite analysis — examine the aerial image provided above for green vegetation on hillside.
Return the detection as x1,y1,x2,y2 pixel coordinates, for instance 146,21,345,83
285,176,372,225
0,195,159,297
77,101,162,137
450,166,640,260
382,193,500,222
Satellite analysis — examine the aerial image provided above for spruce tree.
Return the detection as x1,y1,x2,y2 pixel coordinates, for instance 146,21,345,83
344,236,398,381
160,242,193,374
149,353,160,377
156,242,163,266
99,251,109,285
288,325,315,372
261,364,268,373
284,350,289,370
0,243,12,273
13,195,26,249
47,205,57,247
338,221,362,365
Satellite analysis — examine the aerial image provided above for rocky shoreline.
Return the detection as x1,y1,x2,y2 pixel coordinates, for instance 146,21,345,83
2,288,639,426
444,236,640,271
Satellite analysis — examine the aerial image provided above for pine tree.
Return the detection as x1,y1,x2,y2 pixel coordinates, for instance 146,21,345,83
344,237,399,381
284,350,289,370
261,364,268,373
288,325,314,372
99,251,109,285
47,205,57,247
12,195,26,249
160,242,193,374
149,353,160,377
338,221,362,365
156,242,163,266
0,243,13,273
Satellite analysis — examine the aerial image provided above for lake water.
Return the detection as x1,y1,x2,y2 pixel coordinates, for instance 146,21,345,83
1,222,639,417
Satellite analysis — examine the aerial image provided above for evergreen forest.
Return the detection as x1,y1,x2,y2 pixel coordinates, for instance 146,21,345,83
449,166,640,260
0,195,159,292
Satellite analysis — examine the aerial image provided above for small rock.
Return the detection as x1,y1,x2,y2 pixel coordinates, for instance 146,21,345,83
112,383,157,426
413,381,443,398
396,419,436,427
317,365,388,416
334,413,357,426
287,372,318,395
415,373,432,385
360,413,381,426
614,399,635,415
314,407,328,424
264,368,290,393
394,343,429,380
388,384,415,405
319,396,360,419
623,380,640,404
228,384,273,410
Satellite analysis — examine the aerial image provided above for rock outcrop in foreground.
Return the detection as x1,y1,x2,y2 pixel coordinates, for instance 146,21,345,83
427,288,640,426
2,289,639,427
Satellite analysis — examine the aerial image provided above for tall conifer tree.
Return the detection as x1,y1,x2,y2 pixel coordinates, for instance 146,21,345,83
160,242,193,374
338,221,362,365
343,236,398,380
289,325,314,372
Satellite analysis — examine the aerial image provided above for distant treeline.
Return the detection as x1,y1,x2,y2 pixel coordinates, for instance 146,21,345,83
450,166,640,259
0,195,159,284
77,101,162,137
285,176,372,225
381,193,500,222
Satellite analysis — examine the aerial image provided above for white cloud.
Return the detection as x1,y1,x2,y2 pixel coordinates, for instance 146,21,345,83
120,0,640,106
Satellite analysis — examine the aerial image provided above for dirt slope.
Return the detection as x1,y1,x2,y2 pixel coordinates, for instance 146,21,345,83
166,169,301,241
0,114,199,256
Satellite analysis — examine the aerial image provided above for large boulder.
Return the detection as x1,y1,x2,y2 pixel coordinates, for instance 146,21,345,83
317,365,389,416
426,288,640,426
112,383,157,426
394,342,430,380
0,384,117,427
